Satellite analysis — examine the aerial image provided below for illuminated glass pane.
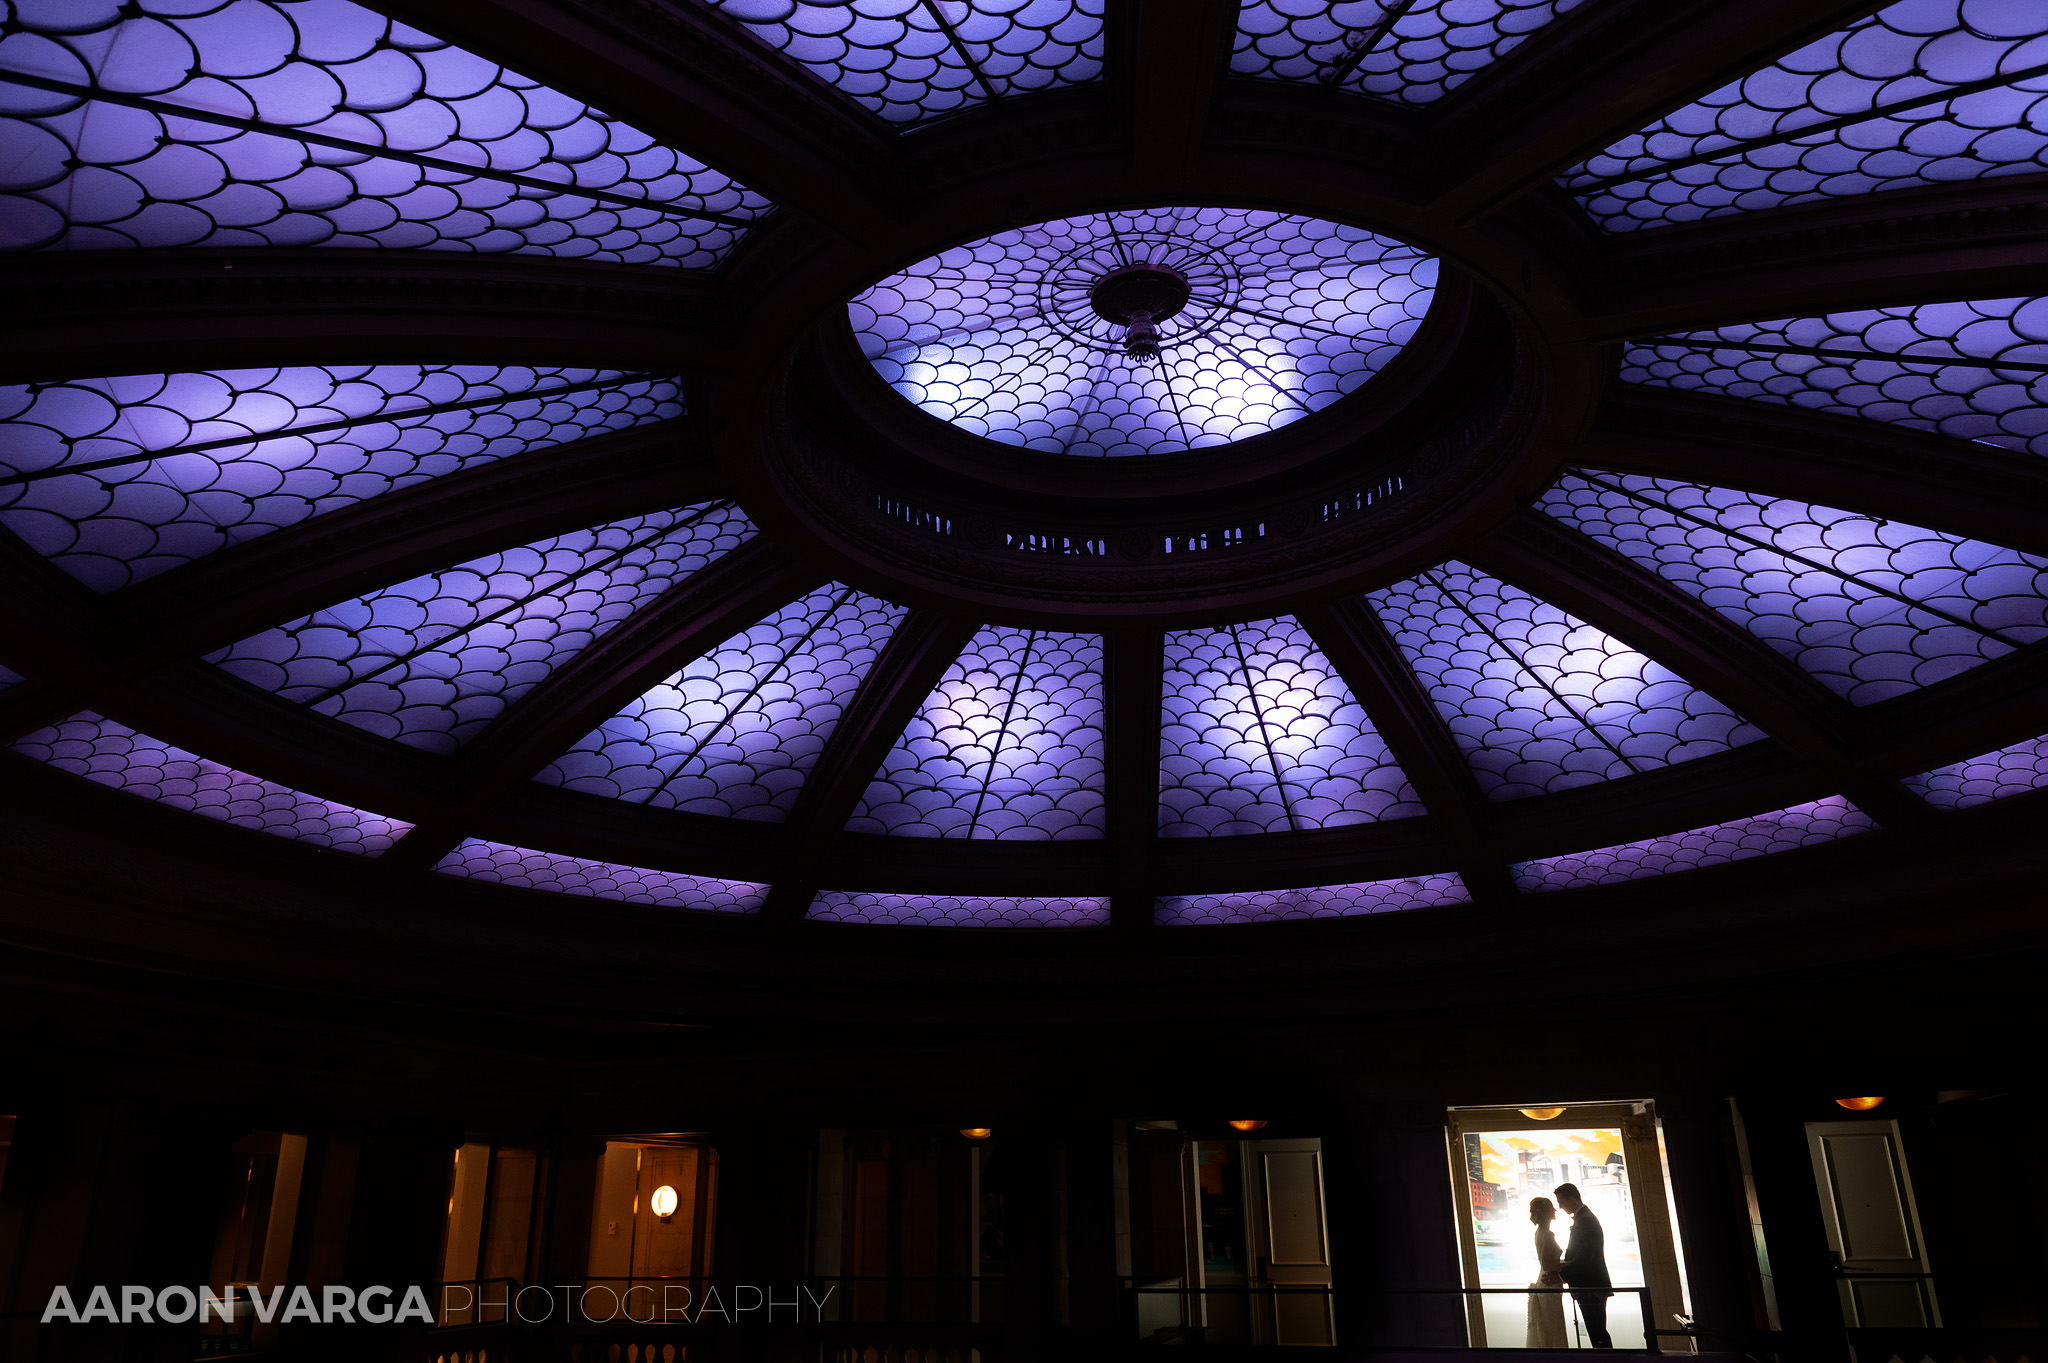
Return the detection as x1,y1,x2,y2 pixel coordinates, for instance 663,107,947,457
0,0,770,263
852,207,1436,457
1232,0,1589,105
435,838,767,911
1366,561,1764,800
849,624,1104,839
1156,871,1467,924
1160,614,1421,836
1512,796,1874,892
1564,0,2048,231
210,502,755,753
1906,732,2048,808
541,582,908,820
13,710,411,853
809,889,1109,926
1624,298,2048,460
703,0,1106,126
1536,471,2048,706
0,366,684,592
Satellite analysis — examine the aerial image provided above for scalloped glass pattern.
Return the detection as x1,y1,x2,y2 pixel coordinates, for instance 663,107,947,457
0,365,684,592
849,625,1104,839
541,582,908,819
13,710,412,853
0,0,769,263
1623,299,2048,460
1156,871,1468,924
1536,471,2048,706
1232,0,1588,105
1906,731,2048,808
852,207,1437,457
1159,614,1422,835
808,889,1109,927
1512,796,1876,892
1366,561,1765,799
435,838,767,912
702,0,1105,127
209,502,755,753
1563,0,2048,232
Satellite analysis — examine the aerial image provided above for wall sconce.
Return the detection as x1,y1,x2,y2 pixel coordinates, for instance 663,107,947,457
960,1128,993,1140
1519,1107,1566,1121
650,1184,678,1221
1227,1120,1268,1132
1834,1097,1885,1111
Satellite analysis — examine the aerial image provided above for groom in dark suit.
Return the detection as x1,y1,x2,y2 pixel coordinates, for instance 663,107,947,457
1554,1183,1614,1348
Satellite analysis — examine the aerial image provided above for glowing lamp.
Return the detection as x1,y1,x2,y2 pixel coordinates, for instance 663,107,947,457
650,1184,679,1220
960,1128,993,1140
1834,1097,1885,1111
1227,1120,1268,1132
1520,1107,1566,1121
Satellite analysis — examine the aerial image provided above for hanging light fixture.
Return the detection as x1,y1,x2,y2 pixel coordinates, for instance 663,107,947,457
1834,1097,1885,1111
650,1184,679,1221
1520,1107,1566,1121
960,1128,993,1140
1227,1120,1268,1132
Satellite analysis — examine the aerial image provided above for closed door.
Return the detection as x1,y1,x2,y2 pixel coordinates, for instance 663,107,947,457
1804,1120,1939,1327
1246,1138,1335,1346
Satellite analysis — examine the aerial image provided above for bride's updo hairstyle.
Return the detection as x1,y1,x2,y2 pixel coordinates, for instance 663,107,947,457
1528,1196,1555,1225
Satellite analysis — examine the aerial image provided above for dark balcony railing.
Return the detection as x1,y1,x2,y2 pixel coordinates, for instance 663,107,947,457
1125,1282,1677,1351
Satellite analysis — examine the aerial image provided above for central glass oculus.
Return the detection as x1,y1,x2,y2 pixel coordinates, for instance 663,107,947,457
850,207,1439,458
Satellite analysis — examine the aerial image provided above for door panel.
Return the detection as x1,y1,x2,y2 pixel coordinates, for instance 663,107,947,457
1804,1120,1938,1328
1248,1139,1335,1347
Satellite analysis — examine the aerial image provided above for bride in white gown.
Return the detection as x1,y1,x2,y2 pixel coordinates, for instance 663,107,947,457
1526,1196,1569,1348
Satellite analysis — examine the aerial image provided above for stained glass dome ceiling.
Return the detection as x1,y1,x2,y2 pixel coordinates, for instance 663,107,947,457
851,208,1438,457
7,0,2048,940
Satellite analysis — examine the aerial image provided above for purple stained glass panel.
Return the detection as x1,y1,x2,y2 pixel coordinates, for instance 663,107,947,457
0,365,685,591
1623,299,2048,460
1511,796,1876,892
1535,470,2048,706
434,838,767,912
1906,732,2048,809
1365,560,1764,800
1156,871,1468,924
541,582,908,820
850,624,1104,839
1232,0,1589,105
12,710,411,853
209,502,755,753
808,889,1110,927
0,0,770,264
702,0,1105,127
852,207,1436,457
1159,614,1422,836
1563,0,2048,232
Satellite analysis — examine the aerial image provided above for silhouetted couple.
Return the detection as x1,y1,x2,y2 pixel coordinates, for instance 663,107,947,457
1526,1183,1612,1349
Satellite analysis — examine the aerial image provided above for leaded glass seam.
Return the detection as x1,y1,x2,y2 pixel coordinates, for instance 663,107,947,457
1,0,771,264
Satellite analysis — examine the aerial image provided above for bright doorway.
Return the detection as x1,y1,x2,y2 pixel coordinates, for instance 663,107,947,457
1448,1103,1691,1350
